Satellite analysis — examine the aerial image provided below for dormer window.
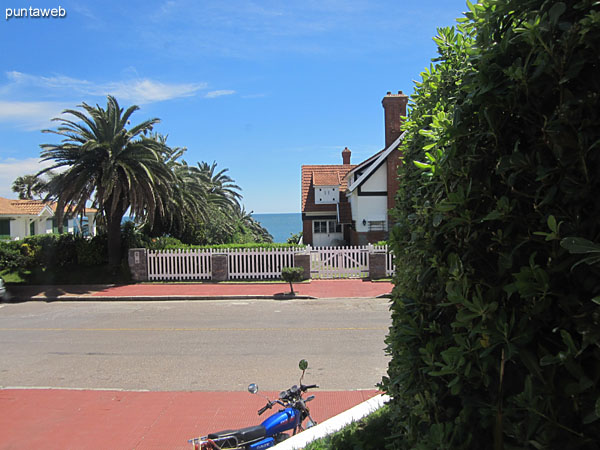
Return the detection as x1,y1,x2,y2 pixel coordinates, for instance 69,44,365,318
315,186,338,204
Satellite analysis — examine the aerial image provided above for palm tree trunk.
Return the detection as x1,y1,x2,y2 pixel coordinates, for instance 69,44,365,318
106,198,126,269
56,197,65,234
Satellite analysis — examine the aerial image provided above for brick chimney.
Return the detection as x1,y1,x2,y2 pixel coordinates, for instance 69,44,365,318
342,147,351,165
382,91,408,149
383,91,408,212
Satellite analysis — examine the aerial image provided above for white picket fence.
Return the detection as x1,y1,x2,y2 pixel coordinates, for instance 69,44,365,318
227,247,298,280
147,247,303,281
147,248,212,281
147,245,395,281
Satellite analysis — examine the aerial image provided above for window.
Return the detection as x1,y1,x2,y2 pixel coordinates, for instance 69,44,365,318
0,219,10,238
314,220,342,234
314,220,327,233
368,220,386,231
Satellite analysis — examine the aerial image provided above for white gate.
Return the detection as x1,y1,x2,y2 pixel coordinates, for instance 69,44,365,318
308,245,369,279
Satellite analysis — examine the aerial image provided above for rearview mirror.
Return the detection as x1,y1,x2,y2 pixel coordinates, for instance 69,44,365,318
248,383,259,394
299,359,308,371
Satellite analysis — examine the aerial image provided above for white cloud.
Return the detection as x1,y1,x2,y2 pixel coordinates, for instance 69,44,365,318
0,71,233,129
5,71,208,105
204,90,236,99
0,157,55,199
103,79,208,103
0,100,69,131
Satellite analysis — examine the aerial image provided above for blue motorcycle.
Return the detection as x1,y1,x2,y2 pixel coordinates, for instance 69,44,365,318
189,360,318,450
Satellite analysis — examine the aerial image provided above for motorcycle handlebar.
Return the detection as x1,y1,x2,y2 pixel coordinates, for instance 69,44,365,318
302,384,319,391
258,403,271,415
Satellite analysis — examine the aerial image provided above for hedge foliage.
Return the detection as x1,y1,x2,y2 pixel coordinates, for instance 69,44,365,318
0,233,108,272
383,1,600,449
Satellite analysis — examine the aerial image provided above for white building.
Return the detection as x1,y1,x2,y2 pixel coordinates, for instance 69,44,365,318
0,197,97,240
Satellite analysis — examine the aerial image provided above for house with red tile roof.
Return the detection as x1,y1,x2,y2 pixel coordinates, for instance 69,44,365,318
0,197,97,240
301,91,408,246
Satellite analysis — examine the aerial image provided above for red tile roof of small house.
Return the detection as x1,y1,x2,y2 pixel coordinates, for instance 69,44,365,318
301,165,355,212
0,197,97,216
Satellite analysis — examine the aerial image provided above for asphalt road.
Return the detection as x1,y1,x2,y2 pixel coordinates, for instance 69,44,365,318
0,298,391,391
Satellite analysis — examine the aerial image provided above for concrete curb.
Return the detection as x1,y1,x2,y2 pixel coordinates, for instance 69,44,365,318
272,393,390,449
5,294,318,302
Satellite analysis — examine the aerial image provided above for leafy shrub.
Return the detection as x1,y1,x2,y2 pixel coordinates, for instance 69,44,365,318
304,405,391,450
383,1,600,449
0,241,28,271
281,266,304,294
76,234,108,266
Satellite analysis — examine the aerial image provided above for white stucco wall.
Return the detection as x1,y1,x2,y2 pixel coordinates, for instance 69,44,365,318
4,215,94,240
352,195,388,232
360,163,387,192
348,162,389,233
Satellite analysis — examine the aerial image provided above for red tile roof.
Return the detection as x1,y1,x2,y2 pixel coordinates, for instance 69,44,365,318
301,165,355,212
0,197,97,216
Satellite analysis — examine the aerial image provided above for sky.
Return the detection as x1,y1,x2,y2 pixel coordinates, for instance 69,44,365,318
0,0,468,213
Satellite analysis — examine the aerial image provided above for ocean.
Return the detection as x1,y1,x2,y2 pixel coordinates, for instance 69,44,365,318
252,213,302,243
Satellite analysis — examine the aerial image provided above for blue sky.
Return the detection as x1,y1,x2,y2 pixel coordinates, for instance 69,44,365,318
0,0,468,213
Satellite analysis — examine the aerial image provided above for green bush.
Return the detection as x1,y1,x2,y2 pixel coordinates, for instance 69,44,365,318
76,234,108,266
304,405,392,450
383,1,600,449
281,266,304,294
0,241,28,271
152,241,305,250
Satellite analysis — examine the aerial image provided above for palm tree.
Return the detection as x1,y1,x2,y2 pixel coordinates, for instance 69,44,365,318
195,161,242,208
143,134,211,238
39,96,174,268
232,204,273,243
11,174,47,200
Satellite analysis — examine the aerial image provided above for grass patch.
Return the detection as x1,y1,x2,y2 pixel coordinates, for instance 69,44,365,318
304,404,391,450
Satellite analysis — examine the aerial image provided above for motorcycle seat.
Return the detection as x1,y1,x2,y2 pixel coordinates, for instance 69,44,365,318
207,425,267,443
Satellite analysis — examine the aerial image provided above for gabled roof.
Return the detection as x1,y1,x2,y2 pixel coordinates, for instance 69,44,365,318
0,197,97,217
301,165,355,211
313,171,342,186
346,131,406,193
0,197,53,216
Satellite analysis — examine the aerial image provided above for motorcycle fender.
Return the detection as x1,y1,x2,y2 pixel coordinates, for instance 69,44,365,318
248,437,274,449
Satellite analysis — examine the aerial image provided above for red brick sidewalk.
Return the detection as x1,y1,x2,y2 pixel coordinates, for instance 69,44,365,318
0,389,378,449
9,279,393,302
92,279,392,299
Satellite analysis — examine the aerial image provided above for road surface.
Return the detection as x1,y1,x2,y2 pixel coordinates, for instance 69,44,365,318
0,298,391,391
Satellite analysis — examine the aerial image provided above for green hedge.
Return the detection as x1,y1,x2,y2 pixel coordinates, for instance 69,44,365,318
0,233,108,274
152,241,306,250
383,1,600,449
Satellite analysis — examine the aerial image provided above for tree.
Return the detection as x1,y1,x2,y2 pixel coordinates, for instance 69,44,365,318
142,134,210,239
11,174,46,200
39,96,174,268
281,267,303,295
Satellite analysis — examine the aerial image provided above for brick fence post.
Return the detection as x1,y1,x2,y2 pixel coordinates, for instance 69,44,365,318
368,251,387,280
211,253,229,281
293,252,311,280
128,248,148,282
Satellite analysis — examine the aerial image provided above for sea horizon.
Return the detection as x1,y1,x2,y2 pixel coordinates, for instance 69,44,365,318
252,212,302,244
